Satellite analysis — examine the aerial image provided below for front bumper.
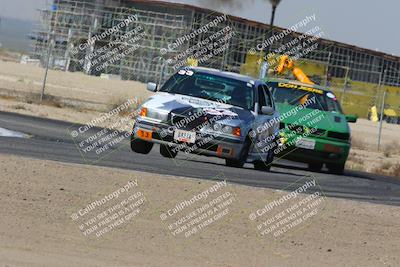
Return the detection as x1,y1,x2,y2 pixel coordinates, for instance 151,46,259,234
276,135,350,164
133,118,245,160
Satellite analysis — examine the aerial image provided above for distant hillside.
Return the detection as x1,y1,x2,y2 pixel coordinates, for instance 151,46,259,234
0,17,34,53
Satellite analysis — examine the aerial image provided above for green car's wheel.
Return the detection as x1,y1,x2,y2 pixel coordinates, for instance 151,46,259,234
308,162,323,172
327,163,345,175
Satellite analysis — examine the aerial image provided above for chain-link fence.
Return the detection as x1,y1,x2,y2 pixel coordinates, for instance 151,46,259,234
31,0,400,120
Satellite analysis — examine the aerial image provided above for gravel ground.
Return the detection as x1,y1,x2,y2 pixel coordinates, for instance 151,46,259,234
0,154,399,267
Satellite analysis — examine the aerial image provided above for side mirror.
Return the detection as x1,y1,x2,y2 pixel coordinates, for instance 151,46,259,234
147,82,158,92
261,106,274,116
345,114,358,123
259,62,269,80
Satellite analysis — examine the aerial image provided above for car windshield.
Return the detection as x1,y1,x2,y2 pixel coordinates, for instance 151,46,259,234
269,82,343,113
160,70,255,110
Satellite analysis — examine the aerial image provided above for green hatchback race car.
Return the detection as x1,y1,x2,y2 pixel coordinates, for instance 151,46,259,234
265,78,357,174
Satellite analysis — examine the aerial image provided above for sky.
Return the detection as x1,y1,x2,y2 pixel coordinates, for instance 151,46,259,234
0,0,399,56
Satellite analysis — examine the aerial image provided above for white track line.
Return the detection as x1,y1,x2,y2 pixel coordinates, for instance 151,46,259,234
0,127,29,138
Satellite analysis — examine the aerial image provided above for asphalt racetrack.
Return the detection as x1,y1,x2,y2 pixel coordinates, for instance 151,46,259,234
0,111,399,205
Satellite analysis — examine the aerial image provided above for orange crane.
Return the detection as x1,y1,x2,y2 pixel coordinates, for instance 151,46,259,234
276,55,314,85
275,55,315,105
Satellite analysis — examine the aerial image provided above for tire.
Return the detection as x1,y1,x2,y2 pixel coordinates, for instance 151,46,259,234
160,144,177,158
254,161,271,171
130,132,153,154
225,137,251,168
308,162,323,172
253,148,274,171
327,163,345,175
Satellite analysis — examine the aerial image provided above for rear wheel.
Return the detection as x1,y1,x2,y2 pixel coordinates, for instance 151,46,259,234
130,132,153,154
327,163,345,175
254,161,271,171
308,162,323,172
160,144,178,158
226,159,245,168
225,137,251,168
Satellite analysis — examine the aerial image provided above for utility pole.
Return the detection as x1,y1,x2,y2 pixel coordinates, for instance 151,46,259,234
266,0,281,55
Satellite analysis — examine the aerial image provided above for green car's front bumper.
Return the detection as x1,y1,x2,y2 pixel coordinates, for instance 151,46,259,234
275,133,350,165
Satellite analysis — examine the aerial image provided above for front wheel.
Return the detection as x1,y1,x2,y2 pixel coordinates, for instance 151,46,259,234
130,132,153,154
327,163,345,175
308,162,323,172
253,148,274,171
254,161,271,171
160,144,177,158
225,137,251,168
226,158,245,168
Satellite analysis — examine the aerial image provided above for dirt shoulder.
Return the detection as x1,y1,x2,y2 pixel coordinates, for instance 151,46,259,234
0,60,151,106
347,119,400,176
0,154,399,267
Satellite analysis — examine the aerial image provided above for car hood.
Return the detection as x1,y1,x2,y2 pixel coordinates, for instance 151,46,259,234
276,103,350,133
143,93,254,126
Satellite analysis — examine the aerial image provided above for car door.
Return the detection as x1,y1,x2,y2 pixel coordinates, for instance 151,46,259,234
251,83,279,156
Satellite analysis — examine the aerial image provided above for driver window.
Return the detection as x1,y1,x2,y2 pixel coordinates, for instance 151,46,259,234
262,85,273,107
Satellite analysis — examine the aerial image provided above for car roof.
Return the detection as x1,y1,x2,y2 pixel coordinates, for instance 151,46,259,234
265,77,333,92
185,66,262,84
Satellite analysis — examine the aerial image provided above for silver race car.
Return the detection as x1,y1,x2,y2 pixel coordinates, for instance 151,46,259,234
131,67,280,170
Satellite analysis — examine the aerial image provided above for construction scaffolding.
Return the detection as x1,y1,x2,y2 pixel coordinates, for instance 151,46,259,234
31,0,400,91
31,0,189,82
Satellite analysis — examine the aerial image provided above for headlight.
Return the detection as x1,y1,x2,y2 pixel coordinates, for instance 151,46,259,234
232,127,241,136
279,131,288,145
211,123,240,137
140,107,147,117
212,123,222,131
140,107,168,121
222,125,232,133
